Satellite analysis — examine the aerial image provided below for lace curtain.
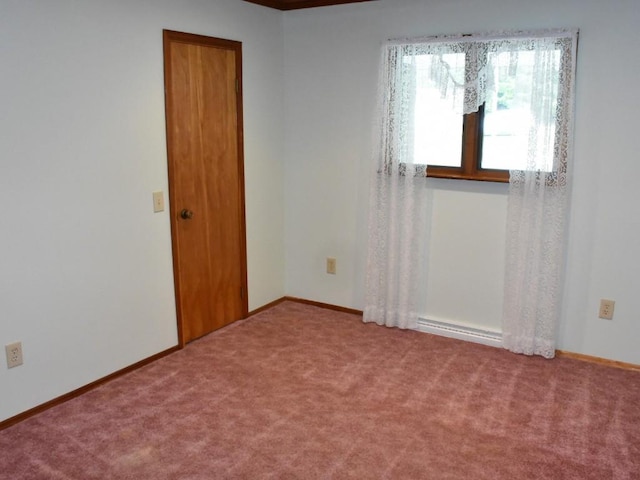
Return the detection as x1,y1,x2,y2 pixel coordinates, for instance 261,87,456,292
502,31,578,358
364,45,429,329
364,30,578,355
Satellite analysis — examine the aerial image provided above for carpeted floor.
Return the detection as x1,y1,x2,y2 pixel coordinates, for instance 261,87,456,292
1,301,639,479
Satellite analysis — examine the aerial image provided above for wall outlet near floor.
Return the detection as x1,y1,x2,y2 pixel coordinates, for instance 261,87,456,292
326,257,336,275
599,299,615,320
5,342,24,369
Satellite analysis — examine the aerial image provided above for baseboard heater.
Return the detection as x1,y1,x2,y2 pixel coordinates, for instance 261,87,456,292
416,317,503,348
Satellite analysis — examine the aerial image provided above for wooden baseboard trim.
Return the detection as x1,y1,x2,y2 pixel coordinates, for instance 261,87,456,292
248,296,363,317
284,296,364,316
248,297,288,317
0,345,181,431
556,350,640,372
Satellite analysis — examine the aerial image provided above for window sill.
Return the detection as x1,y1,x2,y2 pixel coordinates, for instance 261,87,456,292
427,170,509,183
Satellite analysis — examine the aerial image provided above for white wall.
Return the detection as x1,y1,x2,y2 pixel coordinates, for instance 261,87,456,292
0,0,285,422
283,0,640,364
3,0,639,424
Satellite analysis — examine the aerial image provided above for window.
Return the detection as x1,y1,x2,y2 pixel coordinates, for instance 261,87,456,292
386,31,574,182
368,29,578,355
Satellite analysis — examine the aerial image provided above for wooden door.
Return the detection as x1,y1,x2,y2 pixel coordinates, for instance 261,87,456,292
163,30,248,345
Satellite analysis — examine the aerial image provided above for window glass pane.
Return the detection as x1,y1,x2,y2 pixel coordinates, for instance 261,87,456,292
481,50,560,171
412,53,465,167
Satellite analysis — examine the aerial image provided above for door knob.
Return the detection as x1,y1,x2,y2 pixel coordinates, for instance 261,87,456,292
180,209,194,220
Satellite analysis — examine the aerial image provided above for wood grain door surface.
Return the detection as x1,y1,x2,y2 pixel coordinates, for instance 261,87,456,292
163,30,248,345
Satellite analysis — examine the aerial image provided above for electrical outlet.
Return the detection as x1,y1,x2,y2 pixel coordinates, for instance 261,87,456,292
326,257,336,275
5,342,23,369
599,299,615,320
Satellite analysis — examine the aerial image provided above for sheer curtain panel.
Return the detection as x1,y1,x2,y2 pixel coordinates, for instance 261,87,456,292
502,31,578,358
364,46,429,330
364,30,578,354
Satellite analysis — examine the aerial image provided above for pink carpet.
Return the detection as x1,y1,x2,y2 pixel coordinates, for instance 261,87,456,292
1,301,639,479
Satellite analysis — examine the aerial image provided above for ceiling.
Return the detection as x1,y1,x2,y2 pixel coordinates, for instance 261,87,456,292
243,0,375,11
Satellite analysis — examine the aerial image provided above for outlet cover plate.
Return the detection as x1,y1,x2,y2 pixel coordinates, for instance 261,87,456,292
599,299,615,320
5,342,23,368
326,257,336,275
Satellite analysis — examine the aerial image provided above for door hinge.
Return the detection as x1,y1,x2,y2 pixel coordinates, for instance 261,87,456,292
235,78,240,94
240,286,245,299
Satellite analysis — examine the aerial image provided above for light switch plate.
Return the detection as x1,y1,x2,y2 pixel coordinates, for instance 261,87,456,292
152,191,164,213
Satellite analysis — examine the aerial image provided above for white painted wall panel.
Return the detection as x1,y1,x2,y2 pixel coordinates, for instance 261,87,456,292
0,0,285,422
283,0,640,364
